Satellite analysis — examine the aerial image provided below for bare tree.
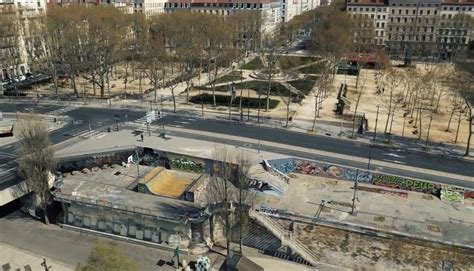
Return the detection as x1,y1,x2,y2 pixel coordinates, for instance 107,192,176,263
234,150,257,254
16,115,56,224
206,146,236,261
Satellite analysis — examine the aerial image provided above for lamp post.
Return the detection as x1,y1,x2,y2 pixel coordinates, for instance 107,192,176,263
373,105,380,140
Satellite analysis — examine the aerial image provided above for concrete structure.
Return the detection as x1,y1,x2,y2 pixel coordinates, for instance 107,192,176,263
0,0,47,80
56,164,211,251
346,0,474,61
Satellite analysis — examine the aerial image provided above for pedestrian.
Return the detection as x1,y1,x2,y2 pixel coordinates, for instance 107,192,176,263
140,134,144,142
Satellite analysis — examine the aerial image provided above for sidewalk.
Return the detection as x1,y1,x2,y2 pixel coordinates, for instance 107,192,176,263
0,242,74,271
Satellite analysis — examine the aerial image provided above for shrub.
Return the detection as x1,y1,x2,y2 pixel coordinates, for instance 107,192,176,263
241,57,264,70
278,56,322,70
206,71,245,85
288,78,317,95
190,93,279,109
298,63,325,74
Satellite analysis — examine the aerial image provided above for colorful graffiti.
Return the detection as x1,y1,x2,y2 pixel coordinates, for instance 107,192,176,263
171,157,203,173
268,158,294,175
344,168,373,184
293,159,344,179
372,175,439,195
265,157,470,199
464,190,474,200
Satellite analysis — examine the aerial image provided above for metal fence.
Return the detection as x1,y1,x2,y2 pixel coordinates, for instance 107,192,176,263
55,193,189,224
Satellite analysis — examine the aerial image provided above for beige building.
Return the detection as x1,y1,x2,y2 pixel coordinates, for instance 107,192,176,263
0,0,47,80
164,0,283,32
346,0,474,62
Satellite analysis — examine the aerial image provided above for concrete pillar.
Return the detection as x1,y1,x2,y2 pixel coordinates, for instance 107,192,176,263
129,225,137,237
83,217,91,228
90,217,98,230
136,229,144,240
144,228,152,240
67,213,74,224
151,231,160,243
120,224,127,236
98,220,106,231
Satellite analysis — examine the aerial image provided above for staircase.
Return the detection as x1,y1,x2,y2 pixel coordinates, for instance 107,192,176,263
249,211,346,270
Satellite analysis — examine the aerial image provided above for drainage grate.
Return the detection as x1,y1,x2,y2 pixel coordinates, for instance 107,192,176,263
426,224,441,232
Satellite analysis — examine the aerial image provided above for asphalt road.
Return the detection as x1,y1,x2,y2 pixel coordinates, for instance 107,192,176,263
1,102,473,189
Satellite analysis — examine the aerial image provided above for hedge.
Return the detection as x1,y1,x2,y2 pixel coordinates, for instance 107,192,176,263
288,78,317,96
197,80,291,96
206,71,245,86
278,56,322,70
298,63,325,74
241,57,264,70
190,93,280,109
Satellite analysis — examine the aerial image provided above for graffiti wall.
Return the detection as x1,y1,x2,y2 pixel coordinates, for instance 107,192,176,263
266,157,469,199
267,158,295,175
372,175,439,195
440,185,464,202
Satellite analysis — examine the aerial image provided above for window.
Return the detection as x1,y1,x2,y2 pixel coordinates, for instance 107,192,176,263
382,22,385,27
420,10,423,15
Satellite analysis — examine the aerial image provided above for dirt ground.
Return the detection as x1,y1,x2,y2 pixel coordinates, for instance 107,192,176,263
316,64,471,146
294,222,474,270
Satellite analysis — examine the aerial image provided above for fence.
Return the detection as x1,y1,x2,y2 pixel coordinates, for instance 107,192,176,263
54,193,189,224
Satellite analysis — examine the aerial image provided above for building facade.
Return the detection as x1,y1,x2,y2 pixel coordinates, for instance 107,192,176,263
164,0,283,32
0,0,47,80
346,0,474,61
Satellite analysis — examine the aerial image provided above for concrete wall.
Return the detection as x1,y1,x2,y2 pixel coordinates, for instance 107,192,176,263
60,202,198,248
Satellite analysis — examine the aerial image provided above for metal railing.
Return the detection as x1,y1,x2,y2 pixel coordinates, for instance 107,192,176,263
55,193,189,224
249,210,320,267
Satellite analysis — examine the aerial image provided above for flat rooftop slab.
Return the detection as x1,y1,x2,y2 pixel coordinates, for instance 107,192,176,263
58,164,203,222
271,173,474,247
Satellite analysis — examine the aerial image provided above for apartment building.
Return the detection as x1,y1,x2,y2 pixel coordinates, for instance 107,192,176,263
346,0,474,61
164,0,283,32
0,0,47,80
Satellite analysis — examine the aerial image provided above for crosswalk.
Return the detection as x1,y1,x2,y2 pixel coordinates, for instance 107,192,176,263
69,129,107,139
130,116,160,127
46,106,79,116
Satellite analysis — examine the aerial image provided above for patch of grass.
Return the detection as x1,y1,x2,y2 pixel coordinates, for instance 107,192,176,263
298,63,325,74
206,71,245,86
288,78,317,95
374,216,385,222
278,56,322,70
190,93,280,109
197,80,291,97
241,57,264,70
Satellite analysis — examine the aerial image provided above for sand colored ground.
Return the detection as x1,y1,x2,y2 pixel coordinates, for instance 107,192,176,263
296,63,471,147
32,58,471,147
139,166,192,198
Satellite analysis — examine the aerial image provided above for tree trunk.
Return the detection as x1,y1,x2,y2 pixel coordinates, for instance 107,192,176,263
311,94,318,132
446,106,456,131
266,74,271,111
92,72,97,97
171,86,177,113
154,82,158,104
43,204,50,225
465,106,472,156
71,75,79,98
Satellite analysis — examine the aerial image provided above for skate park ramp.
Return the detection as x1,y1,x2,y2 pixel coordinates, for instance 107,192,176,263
138,166,197,198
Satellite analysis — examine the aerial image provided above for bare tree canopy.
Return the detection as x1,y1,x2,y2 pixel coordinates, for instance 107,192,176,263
16,114,56,223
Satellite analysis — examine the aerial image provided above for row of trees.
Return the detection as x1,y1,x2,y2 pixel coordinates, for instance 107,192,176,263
15,7,263,111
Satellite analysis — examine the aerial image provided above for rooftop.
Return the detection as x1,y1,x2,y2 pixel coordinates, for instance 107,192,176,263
56,164,203,223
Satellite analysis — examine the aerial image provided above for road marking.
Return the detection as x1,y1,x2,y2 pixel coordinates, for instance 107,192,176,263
383,159,407,165
0,151,16,158
383,153,406,159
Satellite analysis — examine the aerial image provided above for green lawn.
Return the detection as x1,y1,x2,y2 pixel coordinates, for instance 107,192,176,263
190,93,280,109
197,80,291,96
298,63,325,74
206,71,245,86
278,56,322,70
288,78,317,95
241,57,264,70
